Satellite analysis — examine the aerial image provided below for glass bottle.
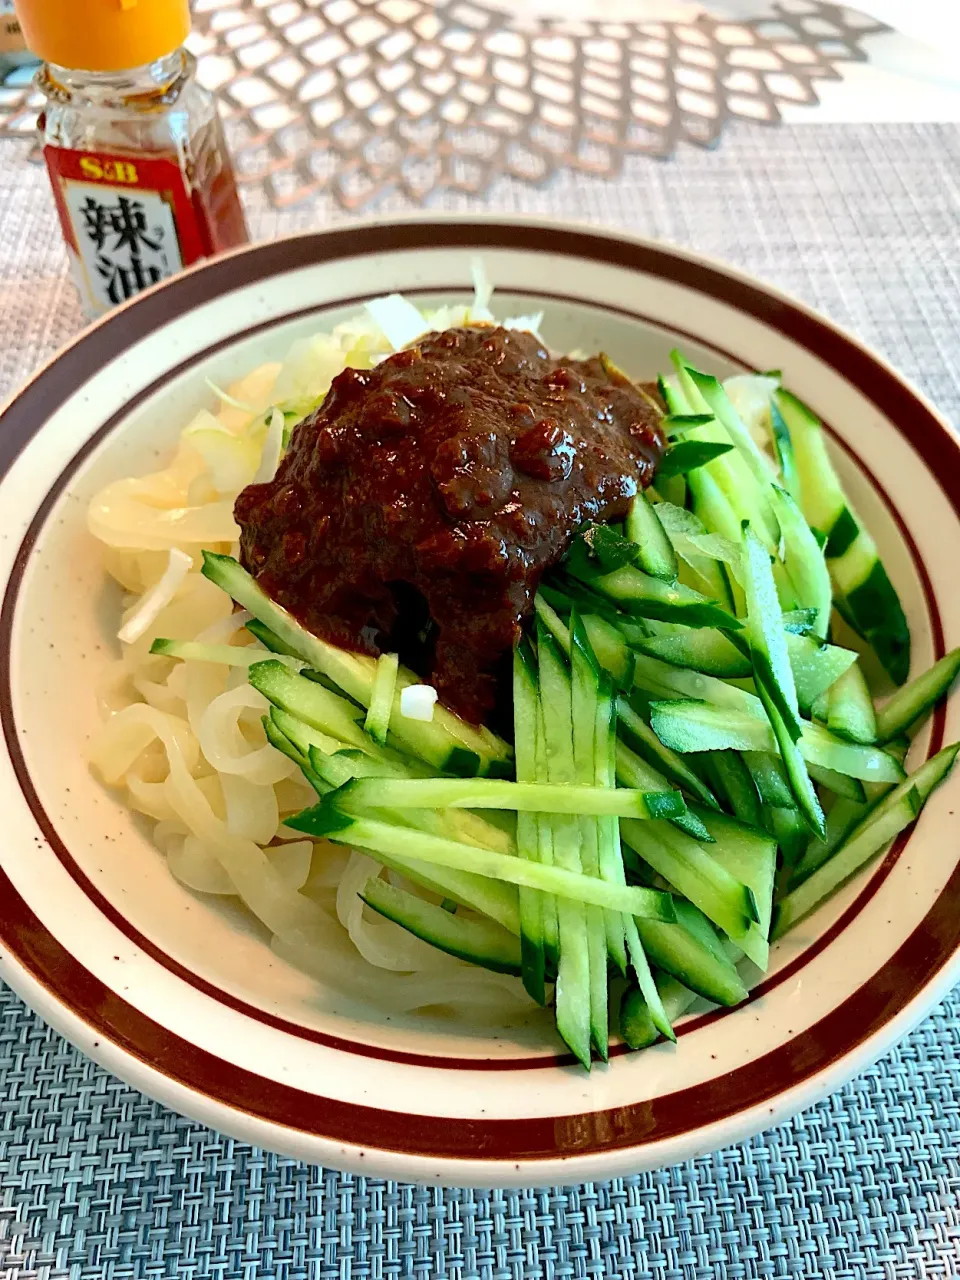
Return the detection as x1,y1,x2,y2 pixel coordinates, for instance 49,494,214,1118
15,0,248,317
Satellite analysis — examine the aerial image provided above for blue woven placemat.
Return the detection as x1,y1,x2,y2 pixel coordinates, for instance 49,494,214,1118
0,122,958,1278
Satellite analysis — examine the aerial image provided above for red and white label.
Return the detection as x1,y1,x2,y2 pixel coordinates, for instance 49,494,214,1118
44,147,209,314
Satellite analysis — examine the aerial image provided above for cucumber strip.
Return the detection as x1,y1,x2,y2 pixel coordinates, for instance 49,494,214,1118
709,751,763,829
632,627,751,678
632,649,764,718
580,613,635,688
624,491,679,581
620,818,767,968
151,637,293,668
249,661,372,749
681,415,779,553
772,391,841,525
634,897,748,1007
659,474,688,509
774,392,910,684
824,662,877,745
329,776,683,820
262,716,326,794
789,739,908,888
619,983,659,1050
581,523,643,574
772,743,960,938
533,593,571,656
685,367,777,489
290,803,677,919
271,707,430,779
741,524,802,739
594,689,674,1040
875,646,960,744
363,652,399,747
756,680,825,838
590,669,629,977
534,698,560,971
245,617,298,655
307,746,406,787
769,485,832,640
360,877,523,976
570,619,612,1055
806,762,866,802
742,522,822,834
786,633,858,714
616,698,720,808
620,937,747,1048
768,396,799,498
244,621,350,696
305,744,516,856
767,805,810,867
783,609,819,635
513,642,547,1006
648,700,763,753
692,807,777,944
657,441,735,479
614,740,714,842
269,706,344,761
663,414,716,434
798,722,903,783
670,353,710,413
741,751,794,808
201,552,512,776
619,970,704,1049
537,624,593,1066
789,795,867,888
657,499,739,612
648,700,905,783
566,544,742,631
365,847,521,935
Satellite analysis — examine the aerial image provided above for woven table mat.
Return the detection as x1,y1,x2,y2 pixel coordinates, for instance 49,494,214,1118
0,122,958,1279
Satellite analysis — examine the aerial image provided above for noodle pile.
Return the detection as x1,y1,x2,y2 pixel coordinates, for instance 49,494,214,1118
88,286,541,1020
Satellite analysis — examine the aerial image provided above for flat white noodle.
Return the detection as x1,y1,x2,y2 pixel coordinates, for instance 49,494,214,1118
168,835,235,895
271,931,529,1016
153,820,188,854
198,685,294,785
182,610,250,737
89,478,240,550
97,658,136,718
132,668,185,716
90,704,199,786
302,839,351,890
126,762,176,822
220,771,280,845
151,711,326,942
267,840,313,891
336,852,452,973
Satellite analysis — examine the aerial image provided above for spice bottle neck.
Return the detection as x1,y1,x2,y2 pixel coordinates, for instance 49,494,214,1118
37,49,192,111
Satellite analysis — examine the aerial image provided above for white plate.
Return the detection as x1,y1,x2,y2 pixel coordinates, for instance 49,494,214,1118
1,217,958,1187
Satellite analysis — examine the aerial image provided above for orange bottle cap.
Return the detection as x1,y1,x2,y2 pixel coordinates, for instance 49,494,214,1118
14,0,190,72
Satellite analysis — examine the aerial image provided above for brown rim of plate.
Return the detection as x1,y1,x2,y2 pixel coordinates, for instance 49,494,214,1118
0,222,956,1163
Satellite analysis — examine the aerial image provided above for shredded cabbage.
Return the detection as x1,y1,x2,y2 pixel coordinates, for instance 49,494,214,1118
118,548,193,644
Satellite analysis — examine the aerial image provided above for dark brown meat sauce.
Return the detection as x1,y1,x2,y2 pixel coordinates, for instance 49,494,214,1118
234,326,665,724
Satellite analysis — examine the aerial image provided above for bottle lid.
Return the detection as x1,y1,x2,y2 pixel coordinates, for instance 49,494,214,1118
14,0,190,72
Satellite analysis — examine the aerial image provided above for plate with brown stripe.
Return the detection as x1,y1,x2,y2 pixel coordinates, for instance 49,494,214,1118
0,218,957,1187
